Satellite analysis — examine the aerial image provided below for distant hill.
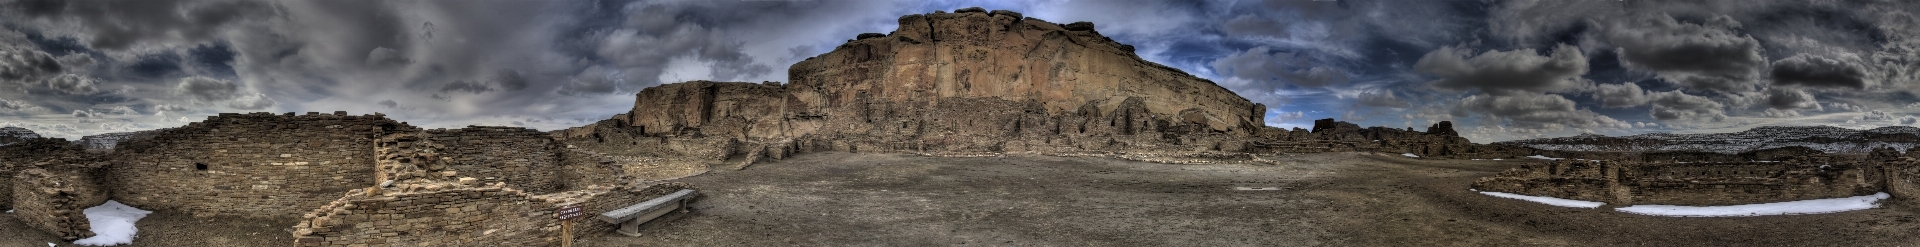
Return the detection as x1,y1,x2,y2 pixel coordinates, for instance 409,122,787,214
0,126,42,146
1496,125,1920,154
74,128,171,151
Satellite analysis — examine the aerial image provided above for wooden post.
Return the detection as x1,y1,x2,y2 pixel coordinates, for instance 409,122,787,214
561,220,573,247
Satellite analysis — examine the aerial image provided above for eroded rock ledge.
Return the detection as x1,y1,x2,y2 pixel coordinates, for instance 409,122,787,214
556,9,1531,164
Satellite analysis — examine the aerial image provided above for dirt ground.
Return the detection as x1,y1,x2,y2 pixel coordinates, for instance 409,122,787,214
591,152,1920,247
7,151,1920,246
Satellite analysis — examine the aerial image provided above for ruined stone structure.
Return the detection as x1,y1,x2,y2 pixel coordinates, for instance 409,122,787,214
0,126,40,146
0,111,674,246
291,182,690,247
556,9,1531,165
1,137,97,211
108,112,403,217
12,167,109,240
1474,152,1891,206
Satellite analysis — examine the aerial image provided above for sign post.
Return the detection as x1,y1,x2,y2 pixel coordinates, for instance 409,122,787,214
557,205,586,247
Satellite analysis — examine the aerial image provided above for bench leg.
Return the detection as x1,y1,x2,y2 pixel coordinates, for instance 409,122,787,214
617,219,644,237
615,199,685,237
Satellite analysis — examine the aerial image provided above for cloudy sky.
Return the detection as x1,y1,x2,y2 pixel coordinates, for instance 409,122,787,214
1,0,1918,143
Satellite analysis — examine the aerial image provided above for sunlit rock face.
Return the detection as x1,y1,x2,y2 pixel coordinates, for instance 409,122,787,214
609,9,1267,155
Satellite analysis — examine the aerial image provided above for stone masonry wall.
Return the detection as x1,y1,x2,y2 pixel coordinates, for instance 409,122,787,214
1475,159,1886,205
292,182,692,247
12,167,110,240
429,126,565,194
109,112,410,217
0,138,95,210
557,147,631,190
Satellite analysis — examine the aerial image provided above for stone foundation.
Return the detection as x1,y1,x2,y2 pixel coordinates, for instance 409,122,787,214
292,182,692,247
11,167,109,240
1475,159,1887,206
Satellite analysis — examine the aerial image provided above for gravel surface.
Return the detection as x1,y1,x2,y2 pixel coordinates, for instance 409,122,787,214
8,151,1920,246
591,151,1920,246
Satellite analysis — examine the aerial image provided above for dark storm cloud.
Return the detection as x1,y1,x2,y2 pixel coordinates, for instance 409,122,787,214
439,80,492,94
1765,87,1820,110
175,76,239,102
0,98,39,112
5,0,276,50
226,92,274,110
44,73,96,95
1646,90,1726,122
0,46,62,83
1458,93,1627,130
1354,90,1410,109
1211,46,1351,89
1605,14,1766,93
1770,53,1871,89
492,70,528,91
556,66,619,96
1414,44,1590,96
1594,82,1647,108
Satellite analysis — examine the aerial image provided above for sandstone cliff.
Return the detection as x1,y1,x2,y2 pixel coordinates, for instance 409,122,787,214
555,8,1559,165
0,126,39,146
569,9,1266,158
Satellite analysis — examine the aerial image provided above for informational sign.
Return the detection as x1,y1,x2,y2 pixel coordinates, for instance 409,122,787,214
557,205,586,220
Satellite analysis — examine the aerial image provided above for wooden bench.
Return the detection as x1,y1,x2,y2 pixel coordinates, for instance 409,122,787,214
597,189,697,236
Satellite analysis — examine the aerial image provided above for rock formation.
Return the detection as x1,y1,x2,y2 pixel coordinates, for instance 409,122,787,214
595,9,1265,153
0,126,39,146
559,9,1532,163
74,128,168,151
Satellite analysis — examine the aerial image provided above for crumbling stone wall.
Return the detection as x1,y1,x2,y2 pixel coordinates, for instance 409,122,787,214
429,126,564,194
292,182,692,247
1,138,96,210
12,167,109,240
557,147,631,189
108,112,409,217
1475,159,1887,206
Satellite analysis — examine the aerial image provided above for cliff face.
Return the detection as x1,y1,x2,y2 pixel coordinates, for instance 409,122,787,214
0,126,40,146
608,9,1264,155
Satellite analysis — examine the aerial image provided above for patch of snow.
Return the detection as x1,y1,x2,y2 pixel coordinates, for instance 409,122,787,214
1615,192,1889,217
1478,191,1605,208
1471,159,1484,161
73,200,152,246
1493,159,1503,160
1232,186,1283,191
1526,155,1564,160
1401,153,1420,158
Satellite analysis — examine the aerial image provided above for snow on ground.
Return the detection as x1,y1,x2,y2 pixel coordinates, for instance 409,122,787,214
1526,155,1564,160
73,200,152,246
1402,153,1420,158
1616,193,1889,217
1478,191,1605,208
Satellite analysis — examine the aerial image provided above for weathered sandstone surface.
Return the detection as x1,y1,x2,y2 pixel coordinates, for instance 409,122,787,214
573,10,1263,156
557,9,1524,164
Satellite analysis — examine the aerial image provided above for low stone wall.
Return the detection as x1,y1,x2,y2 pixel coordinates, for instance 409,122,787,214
109,112,401,218
292,182,692,247
430,126,564,194
557,147,630,189
0,138,96,210
1474,160,1885,206
11,168,109,240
